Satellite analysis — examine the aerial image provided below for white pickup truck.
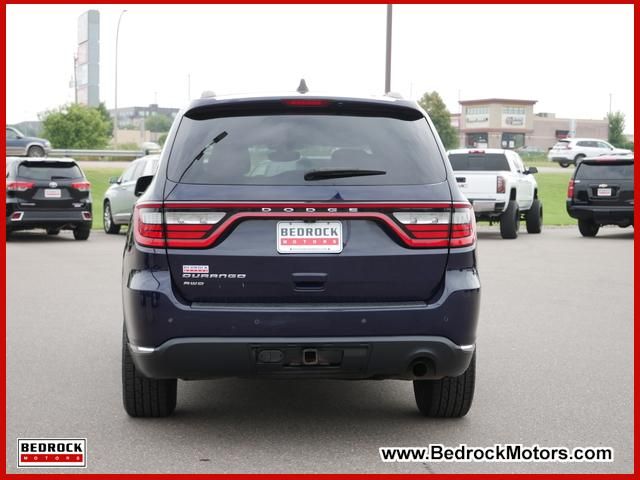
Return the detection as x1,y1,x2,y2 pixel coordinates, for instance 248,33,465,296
447,148,543,239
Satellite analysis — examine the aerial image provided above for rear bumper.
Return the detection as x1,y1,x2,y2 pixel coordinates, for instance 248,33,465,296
123,266,480,379
6,208,92,229
128,335,476,381
566,204,634,224
549,155,573,163
467,198,506,215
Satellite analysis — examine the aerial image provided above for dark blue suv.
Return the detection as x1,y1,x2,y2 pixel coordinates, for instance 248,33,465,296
122,93,480,418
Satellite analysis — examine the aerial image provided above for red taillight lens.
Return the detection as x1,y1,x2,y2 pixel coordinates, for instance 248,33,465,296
6,181,34,192
282,99,330,107
134,205,226,248
496,176,506,194
133,202,476,250
567,179,575,199
393,205,475,248
71,181,91,192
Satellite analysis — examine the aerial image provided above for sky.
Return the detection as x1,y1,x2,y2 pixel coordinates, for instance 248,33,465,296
6,4,635,132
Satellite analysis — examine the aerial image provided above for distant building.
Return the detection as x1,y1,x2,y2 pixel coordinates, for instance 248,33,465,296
108,104,179,129
456,98,608,150
76,10,100,107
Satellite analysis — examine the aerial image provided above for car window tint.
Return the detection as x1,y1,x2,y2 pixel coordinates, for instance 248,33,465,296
17,162,83,180
448,153,510,171
576,163,634,180
121,161,143,182
143,157,159,176
167,114,446,186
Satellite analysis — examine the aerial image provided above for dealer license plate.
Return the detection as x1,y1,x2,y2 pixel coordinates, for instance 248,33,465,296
277,221,343,254
44,189,61,198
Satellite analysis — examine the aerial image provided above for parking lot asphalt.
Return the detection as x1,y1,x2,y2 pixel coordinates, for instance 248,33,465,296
6,226,634,473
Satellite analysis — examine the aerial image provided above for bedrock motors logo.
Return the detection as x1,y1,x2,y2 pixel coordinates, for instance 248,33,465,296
17,439,87,468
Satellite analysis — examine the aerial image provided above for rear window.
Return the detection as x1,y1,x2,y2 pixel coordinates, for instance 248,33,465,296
552,141,570,149
167,114,446,185
17,162,83,180
576,162,634,180
448,153,510,171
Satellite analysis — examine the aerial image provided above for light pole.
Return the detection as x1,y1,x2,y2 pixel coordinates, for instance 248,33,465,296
385,4,393,93
114,9,127,146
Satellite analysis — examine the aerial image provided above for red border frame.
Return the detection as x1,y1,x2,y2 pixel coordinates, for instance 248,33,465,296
2,2,638,478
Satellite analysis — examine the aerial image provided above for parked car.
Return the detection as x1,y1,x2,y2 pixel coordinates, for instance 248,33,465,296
5,157,92,239
548,138,631,168
515,145,545,158
447,148,542,239
141,141,162,155
121,92,480,418
5,126,52,157
566,154,634,237
103,154,159,234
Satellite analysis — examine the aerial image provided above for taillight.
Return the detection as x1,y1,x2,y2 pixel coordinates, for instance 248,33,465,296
71,181,91,192
496,176,506,194
393,205,475,248
134,204,226,248
567,179,575,199
6,181,34,192
282,99,330,107
133,202,475,249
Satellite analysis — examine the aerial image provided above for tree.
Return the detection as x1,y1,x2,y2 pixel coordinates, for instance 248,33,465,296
41,104,111,149
144,113,172,133
418,91,459,150
607,111,628,148
95,102,114,137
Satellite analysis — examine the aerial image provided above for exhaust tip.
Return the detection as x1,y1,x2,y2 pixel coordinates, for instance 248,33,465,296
409,358,433,378
412,362,428,377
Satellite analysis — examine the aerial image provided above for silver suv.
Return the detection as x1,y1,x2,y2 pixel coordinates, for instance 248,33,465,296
548,138,631,168
103,155,159,233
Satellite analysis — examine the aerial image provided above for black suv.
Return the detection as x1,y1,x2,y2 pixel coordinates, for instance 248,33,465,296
566,155,634,237
122,93,480,418
5,158,92,239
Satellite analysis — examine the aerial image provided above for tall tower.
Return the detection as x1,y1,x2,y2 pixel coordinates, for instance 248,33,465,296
76,10,100,106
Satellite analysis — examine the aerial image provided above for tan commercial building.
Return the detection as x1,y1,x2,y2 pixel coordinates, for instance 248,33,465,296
456,98,608,151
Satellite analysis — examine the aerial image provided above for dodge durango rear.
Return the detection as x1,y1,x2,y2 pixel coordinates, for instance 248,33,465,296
121,91,481,418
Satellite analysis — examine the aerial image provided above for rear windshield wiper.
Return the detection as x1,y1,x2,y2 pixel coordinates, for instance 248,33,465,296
304,169,387,181
175,131,228,184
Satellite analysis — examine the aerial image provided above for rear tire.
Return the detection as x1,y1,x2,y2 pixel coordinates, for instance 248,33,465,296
73,225,91,240
122,325,177,417
500,200,520,239
578,218,599,237
103,201,121,234
27,145,45,157
413,352,476,418
46,228,60,235
559,161,570,168
525,199,543,234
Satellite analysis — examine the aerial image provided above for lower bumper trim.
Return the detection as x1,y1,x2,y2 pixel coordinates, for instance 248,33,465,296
129,335,475,381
